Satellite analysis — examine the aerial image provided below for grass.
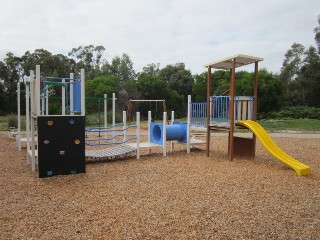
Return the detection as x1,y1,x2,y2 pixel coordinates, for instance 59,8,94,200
258,119,320,133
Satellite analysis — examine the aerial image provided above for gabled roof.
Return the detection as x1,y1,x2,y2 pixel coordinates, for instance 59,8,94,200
204,54,264,70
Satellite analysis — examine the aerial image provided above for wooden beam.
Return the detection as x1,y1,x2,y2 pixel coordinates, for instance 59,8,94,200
229,59,236,161
206,66,211,157
253,62,258,121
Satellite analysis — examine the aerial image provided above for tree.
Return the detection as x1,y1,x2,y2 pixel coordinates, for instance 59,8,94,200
158,63,194,100
256,70,284,113
280,43,305,106
22,49,76,77
142,63,160,76
68,45,106,79
85,76,118,97
314,15,320,53
101,53,136,89
1,53,24,113
136,73,170,118
300,46,320,107
192,72,207,102
0,61,9,114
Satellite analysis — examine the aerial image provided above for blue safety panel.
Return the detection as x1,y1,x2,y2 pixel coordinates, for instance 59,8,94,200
73,81,81,112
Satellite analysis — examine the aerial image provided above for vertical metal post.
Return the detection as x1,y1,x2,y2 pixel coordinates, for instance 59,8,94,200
187,95,191,153
45,88,49,115
112,93,116,143
170,110,174,151
148,111,151,154
206,67,211,157
80,69,85,116
70,73,74,115
123,111,127,142
163,112,167,156
26,81,30,164
104,93,107,139
36,65,41,116
30,69,36,171
136,112,140,160
61,79,66,116
17,81,21,151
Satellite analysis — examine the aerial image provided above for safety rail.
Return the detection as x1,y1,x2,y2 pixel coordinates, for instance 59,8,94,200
85,125,137,146
190,102,207,127
190,96,254,127
210,96,254,123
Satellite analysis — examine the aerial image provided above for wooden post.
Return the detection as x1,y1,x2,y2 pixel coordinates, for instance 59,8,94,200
206,67,211,157
253,62,259,121
252,61,259,155
229,59,236,161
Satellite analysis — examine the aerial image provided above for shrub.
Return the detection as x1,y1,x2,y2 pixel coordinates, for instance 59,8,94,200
7,114,18,129
258,106,320,120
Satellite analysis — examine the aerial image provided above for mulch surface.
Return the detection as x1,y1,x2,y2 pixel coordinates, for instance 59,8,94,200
0,133,319,239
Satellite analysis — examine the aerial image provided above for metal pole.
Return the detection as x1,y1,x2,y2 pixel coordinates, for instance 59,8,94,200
123,111,127,142
26,81,30,164
206,67,211,157
136,112,140,160
70,73,74,115
36,65,41,116
61,79,66,116
30,70,36,171
187,95,191,153
112,93,116,143
170,111,174,151
163,112,167,156
148,111,151,154
104,93,107,139
17,81,21,151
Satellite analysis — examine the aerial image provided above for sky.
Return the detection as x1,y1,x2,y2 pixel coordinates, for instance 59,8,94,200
0,0,319,74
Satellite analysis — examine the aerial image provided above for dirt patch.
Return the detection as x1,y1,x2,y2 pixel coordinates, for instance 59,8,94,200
0,133,319,239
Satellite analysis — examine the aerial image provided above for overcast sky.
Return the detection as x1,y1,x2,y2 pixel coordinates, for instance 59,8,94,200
0,0,319,74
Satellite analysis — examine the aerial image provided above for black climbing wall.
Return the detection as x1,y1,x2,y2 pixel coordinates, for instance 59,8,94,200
37,116,85,178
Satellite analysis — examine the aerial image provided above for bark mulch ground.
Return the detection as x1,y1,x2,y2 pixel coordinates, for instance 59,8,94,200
0,133,319,239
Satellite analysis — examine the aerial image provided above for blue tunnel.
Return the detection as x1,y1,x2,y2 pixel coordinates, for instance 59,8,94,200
150,122,187,145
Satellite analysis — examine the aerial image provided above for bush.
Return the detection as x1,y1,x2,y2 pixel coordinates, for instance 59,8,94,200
258,106,320,120
7,114,18,129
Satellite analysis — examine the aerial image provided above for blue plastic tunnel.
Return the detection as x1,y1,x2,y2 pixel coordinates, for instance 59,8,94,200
150,122,187,145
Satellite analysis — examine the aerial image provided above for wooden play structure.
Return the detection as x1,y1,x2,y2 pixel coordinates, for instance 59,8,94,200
204,54,263,160
204,54,311,175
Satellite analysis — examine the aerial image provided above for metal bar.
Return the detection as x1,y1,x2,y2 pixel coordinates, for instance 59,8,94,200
206,66,211,157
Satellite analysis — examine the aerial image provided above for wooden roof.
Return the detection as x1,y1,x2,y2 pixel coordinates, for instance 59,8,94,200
204,54,263,70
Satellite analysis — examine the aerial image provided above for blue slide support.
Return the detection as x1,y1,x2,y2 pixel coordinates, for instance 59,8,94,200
150,122,187,145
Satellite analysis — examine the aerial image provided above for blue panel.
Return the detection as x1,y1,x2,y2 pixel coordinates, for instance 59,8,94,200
73,81,81,112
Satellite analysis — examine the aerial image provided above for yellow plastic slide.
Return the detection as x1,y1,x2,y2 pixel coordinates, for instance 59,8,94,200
236,120,311,176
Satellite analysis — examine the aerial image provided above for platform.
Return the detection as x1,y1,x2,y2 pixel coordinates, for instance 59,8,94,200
85,145,136,162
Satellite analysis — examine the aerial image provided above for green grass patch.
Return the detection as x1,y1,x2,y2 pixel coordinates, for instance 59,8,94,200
258,119,320,133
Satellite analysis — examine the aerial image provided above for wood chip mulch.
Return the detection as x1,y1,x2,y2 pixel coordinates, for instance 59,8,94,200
0,133,319,239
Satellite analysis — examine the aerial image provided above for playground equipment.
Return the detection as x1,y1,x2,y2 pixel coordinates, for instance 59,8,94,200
126,99,167,123
203,54,311,175
85,111,139,161
236,120,311,175
26,65,86,177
